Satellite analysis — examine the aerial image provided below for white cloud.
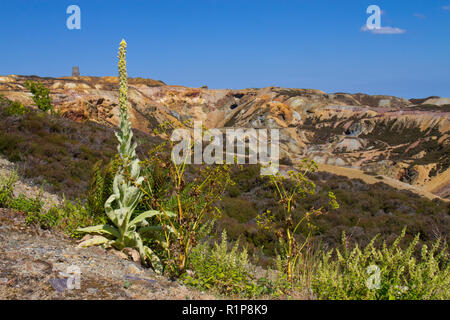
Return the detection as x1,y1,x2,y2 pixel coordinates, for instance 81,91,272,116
442,5,450,10
361,25,406,34
413,13,426,19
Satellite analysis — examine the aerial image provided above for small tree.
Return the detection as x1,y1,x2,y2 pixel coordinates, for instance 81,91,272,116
24,80,53,113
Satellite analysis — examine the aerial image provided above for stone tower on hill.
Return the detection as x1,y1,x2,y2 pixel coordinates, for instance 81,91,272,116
72,66,80,77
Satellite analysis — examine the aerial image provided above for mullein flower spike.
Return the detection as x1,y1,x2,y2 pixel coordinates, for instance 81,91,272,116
116,39,138,162
118,39,128,112
77,39,170,274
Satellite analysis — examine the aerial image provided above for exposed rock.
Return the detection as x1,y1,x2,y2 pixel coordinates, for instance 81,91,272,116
423,97,450,106
0,74,448,199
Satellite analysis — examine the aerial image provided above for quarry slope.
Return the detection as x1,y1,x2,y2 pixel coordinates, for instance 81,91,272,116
1,74,448,199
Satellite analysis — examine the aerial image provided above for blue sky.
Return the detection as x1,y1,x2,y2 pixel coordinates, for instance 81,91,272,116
1,0,449,98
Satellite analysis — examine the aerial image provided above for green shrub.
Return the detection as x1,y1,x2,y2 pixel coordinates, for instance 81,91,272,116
2,99,29,116
25,197,102,236
312,228,449,300
86,159,119,217
0,172,17,207
0,132,23,162
26,206,58,229
184,230,272,298
9,194,43,215
24,80,53,113
221,197,257,223
0,171,44,220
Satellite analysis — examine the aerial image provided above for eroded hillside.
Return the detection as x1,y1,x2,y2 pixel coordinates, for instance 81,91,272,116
1,74,448,199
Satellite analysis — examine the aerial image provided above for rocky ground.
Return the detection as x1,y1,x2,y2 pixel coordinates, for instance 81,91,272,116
0,208,215,300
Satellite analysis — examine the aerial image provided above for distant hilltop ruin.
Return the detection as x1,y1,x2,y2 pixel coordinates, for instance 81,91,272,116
72,66,80,77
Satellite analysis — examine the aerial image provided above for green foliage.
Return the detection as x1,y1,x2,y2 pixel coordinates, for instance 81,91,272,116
184,230,272,298
24,80,53,113
0,131,23,162
0,171,43,216
312,228,450,300
9,194,43,215
141,157,171,202
86,159,119,218
26,198,96,236
0,95,29,116
220,197,257,223
6,101,29,116
0,171,17,207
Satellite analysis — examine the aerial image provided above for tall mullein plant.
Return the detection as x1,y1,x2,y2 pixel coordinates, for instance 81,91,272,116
106,39,144,247
78,40,170,273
